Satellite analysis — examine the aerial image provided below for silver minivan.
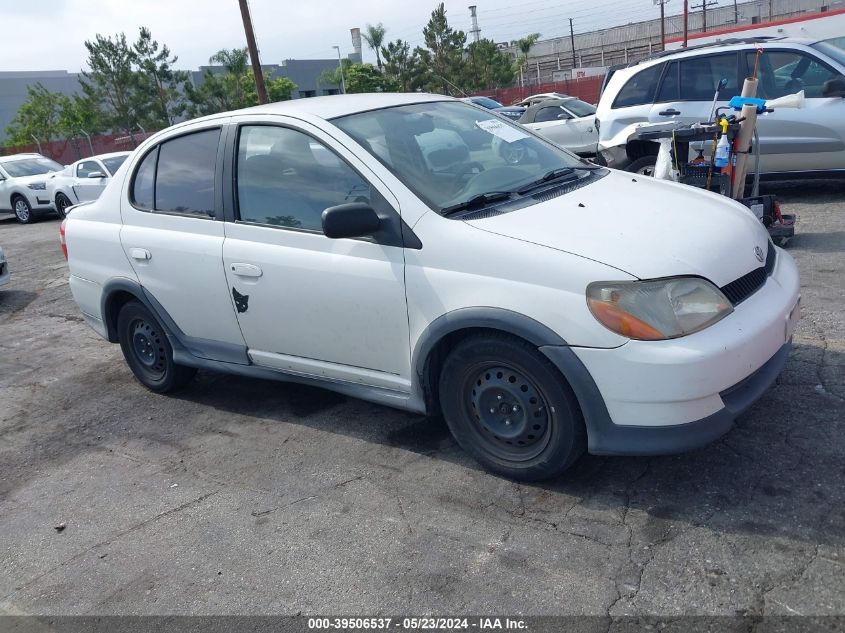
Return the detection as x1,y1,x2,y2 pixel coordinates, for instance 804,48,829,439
595,37,845,176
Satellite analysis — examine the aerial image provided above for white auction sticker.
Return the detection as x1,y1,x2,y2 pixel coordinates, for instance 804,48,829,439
475,119,529,143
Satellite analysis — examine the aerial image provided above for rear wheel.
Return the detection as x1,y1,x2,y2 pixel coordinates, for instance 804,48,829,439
627,155,657,177
55,193,73,218
12,196,33,224
438,334,586,481
117,300,196,393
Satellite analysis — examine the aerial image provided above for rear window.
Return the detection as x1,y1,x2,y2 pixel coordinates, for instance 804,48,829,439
611,63,664,108
102,155,128,175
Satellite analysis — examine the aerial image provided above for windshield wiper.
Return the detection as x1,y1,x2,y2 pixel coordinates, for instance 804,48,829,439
515,167,579,194
441,191,512,217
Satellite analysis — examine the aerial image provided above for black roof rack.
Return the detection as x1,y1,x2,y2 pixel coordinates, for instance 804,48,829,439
631,36,785,66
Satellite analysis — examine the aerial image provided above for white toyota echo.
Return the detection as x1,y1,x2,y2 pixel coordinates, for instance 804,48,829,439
62,93,800,481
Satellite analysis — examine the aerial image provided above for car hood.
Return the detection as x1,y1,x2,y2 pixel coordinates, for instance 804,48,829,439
9,173,56,185
463,170,772,287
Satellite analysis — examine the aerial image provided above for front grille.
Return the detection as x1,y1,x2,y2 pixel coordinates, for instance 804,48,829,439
719,242,776,306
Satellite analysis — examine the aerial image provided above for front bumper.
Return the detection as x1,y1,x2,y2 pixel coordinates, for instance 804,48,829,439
540,245,800,456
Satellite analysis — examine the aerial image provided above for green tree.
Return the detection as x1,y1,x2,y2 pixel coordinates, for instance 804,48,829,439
208,47,250,108
382,39,423,92
513,33,540,86
362,23,387,70
131,27,189,128
462,39,515,92
319,61,395,94
417,3,467,95
80,32,139,137
3,84,65,146
243,71,296,103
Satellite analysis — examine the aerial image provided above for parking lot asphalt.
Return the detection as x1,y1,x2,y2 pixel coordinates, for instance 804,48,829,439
0,181,843,617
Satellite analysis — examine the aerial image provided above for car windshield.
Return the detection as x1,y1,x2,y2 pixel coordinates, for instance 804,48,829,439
102,155,128,175
472,96,504,109
333,101,588,214
2,157,63,177
563,99,596,117
812,37,845,67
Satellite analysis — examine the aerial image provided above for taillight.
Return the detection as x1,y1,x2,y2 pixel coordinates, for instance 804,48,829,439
60,219,68,260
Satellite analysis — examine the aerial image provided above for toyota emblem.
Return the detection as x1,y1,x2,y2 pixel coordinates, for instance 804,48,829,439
754,246,765,263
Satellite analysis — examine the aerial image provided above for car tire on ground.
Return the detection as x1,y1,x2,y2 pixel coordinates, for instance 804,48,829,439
626,155,658,177
117,300,197,393
12,195,33,224
438,333,586,481
55,193,73,218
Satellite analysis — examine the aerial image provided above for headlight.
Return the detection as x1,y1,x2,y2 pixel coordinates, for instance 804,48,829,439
587,277,733,341
27,182,47,190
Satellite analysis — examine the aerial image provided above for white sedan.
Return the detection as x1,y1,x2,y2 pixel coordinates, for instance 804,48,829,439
63,94,799,481
47,152,130,217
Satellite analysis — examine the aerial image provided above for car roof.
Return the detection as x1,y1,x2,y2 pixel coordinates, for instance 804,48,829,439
0,153,45,163
630,37,821,69
199,92,453,124
523,98,573,117
76,151,131,163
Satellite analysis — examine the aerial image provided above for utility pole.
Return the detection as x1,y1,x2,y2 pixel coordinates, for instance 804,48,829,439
237,0,268,104
691,0,718,32
653,0,670,51
733,0,739,24
569,18,576,69
332,46,347,94
683,0,689,47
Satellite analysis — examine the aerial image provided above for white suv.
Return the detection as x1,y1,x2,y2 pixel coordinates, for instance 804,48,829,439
0,153,64,223
63,94,800,481
595,37,845,175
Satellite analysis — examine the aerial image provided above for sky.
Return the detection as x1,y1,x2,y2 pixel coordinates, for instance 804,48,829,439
0,0,683,73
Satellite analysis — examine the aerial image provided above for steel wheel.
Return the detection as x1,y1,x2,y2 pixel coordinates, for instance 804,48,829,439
129,317,168,380
467,365,552,461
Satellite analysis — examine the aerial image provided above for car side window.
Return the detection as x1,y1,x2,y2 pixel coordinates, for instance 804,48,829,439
236,125,373,232
748,50,840,98
612,63,664,108
534,106,567,123
680,53,738,100
76,161,101,178
132,149,157,210
656,61,680,102
154,129,220,216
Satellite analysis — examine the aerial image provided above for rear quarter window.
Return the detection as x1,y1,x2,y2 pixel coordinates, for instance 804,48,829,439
611,63,664,109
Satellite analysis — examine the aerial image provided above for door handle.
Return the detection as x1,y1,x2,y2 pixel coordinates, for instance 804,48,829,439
658,108,681,116
129,248,151,261
230,263,263,278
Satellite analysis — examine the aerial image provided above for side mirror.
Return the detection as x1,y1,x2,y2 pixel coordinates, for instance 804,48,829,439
88,171,106,179
557,113,571,120
822,76,845,98
322,203,380,239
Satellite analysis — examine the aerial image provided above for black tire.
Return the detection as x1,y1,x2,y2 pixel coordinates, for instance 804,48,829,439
12,195,33,224
55,193,73,218
438,333,586,481
626,155,658,177
117,300,196,393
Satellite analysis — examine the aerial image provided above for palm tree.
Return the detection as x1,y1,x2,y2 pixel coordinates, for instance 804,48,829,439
513,33,540,86
362,23,387,70
209,47,250,108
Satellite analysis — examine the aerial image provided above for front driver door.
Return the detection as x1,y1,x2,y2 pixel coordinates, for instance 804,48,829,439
73,159,109,202
221,118,412,391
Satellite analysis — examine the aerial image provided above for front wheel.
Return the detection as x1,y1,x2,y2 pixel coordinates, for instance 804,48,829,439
117,300,196,393
12,196,33,224
626,155,657,177
55,192,73,218
438,334,586,481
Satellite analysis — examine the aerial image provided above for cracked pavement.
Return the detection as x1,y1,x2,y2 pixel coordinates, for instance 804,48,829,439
0,180,843,616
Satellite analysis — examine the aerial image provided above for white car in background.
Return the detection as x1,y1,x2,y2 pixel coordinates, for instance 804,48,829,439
0,246,8,287
514,97,599,158
0,153,64,224
48,152,131,217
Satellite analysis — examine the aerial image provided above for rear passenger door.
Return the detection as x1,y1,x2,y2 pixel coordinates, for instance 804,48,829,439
648,52,740,128
120,123,247,362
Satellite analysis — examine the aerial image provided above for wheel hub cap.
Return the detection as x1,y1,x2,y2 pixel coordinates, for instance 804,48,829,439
15,200,29,220
131,320,165,372
470,366,548,449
